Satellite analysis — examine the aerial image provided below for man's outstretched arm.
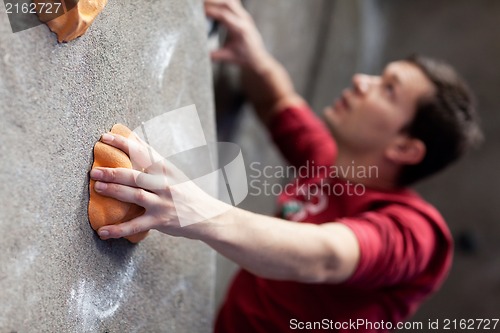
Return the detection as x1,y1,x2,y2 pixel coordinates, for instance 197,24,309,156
91,133,359,284
205,0,305,125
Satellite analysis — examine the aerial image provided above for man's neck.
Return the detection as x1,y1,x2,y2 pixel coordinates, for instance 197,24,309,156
334,150,400,191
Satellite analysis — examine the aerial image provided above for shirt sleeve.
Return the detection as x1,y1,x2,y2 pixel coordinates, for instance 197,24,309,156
268,104,337,170
339,204,450,289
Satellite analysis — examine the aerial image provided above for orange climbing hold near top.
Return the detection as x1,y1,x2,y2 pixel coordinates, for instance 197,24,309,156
35,0,108,43
88,124,149,243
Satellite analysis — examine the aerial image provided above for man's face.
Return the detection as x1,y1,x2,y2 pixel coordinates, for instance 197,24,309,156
324,61,435,157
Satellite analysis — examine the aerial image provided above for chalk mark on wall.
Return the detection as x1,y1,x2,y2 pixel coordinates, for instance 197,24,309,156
67,257,136,331
154,32,180,89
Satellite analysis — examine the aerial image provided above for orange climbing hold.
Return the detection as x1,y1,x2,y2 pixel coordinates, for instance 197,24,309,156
88,124,149,243
35,0,108,43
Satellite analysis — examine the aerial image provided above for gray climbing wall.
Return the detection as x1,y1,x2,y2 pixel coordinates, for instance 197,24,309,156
0,1,216,332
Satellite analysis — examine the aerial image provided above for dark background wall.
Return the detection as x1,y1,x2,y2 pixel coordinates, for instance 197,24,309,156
215,0,500,326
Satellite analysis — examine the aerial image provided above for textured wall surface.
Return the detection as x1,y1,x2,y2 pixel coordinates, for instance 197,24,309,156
0,1,216,332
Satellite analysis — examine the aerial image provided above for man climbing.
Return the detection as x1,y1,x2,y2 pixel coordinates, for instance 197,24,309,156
90,0,482,331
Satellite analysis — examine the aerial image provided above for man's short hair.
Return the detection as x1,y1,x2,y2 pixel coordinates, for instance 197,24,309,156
398,55,482,186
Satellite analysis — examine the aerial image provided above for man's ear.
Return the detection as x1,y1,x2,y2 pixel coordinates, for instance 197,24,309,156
385,136,426,165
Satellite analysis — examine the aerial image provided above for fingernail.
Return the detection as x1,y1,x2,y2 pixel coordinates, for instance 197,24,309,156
101,133,114,143
94,181,107,192
98,229,109,237
90,169,103,179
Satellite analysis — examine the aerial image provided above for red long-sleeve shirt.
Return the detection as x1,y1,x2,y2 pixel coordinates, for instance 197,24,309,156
215,104,453,333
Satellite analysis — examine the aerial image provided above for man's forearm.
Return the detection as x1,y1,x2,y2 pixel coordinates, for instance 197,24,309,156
179,200,358,284
241,52,304,125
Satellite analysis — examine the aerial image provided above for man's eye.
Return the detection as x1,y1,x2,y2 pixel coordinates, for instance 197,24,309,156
384,83,395,97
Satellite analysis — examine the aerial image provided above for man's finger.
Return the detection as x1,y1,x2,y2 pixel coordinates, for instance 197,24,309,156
98,215,157,240
94,181,160,208
90,167,169,192
211,48,239,64
204,0,245,16
101,133,160,171
204,3,244,33
100,132,130,154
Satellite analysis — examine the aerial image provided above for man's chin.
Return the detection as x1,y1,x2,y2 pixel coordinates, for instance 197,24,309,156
323,105,334,117
322,110,340,139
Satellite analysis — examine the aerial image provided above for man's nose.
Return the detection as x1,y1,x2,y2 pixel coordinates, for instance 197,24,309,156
352,74,373,95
